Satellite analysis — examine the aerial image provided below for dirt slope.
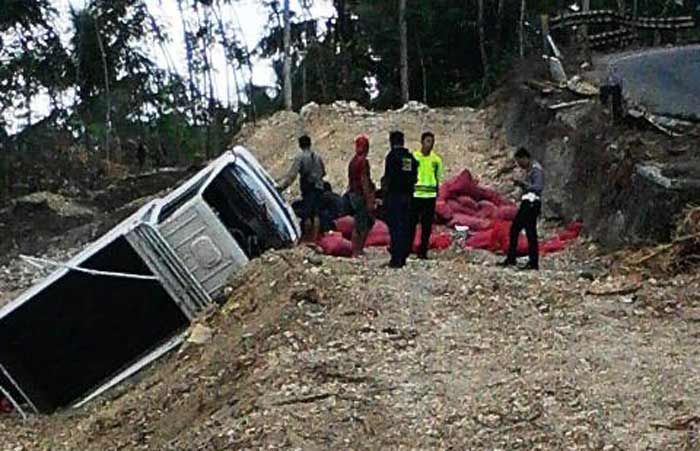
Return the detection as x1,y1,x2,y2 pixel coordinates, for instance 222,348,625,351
234,101,511,198
1,103,699,450
2,246,699,450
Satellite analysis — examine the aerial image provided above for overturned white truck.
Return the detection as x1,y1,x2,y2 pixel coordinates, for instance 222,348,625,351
0,147,300,415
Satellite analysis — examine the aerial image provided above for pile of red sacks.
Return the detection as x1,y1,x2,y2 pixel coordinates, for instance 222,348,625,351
436,169,582,256
317,169,581,258
317,217,452,258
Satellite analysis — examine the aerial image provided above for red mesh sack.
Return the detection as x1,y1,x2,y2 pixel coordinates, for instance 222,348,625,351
489,220,512,253
447,199,477,216
515,234,530,256
317,233,353,257
365,220,390,247
476,200,497,219
440,170,475,198
430,232,452,250
540,237,566,255
411,226,428,253
465,230,494,249
457,196,479,211
559,221,583,241
334,216,355,240
435,200,453,222
411,227,452,253
495,204,518,221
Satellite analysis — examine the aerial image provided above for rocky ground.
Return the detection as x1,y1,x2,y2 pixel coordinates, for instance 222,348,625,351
1,244,699,450
0,102,699,450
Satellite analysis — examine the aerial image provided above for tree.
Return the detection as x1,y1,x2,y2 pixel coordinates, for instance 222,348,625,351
399,0,409,104
520,0,527,58
477,0,490,89
283,0,293,110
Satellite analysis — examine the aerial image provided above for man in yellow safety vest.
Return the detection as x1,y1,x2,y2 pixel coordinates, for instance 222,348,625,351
410,132,444,259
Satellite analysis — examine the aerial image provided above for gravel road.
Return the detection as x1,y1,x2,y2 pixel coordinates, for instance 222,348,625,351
608,45,700,119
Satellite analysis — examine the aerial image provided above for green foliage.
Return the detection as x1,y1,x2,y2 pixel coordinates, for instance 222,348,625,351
0,0,53,32
0,0,698,202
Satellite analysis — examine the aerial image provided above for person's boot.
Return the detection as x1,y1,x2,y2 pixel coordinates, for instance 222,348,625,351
350,231,361,257
521,261,539,271
387,259,402,268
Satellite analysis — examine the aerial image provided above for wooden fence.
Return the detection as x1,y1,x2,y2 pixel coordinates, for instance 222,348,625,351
550,10,695,31
547,9,696,49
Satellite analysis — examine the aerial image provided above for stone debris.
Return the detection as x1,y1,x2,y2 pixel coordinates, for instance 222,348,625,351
395,101,431,113
12,191,94,219
187,324,214,345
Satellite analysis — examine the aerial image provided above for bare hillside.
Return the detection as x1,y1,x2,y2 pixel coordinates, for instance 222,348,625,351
235,102,510,197
0,103,699,450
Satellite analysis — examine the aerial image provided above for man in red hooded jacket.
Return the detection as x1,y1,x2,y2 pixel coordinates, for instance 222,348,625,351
347,134,376,257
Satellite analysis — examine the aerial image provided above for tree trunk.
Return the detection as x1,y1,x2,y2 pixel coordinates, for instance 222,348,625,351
399,0,409,104
283,0,293,111
336,0,350,98
201,7,216,159
519,0,526,58
477,0,490,88
176,0,199,127
633,0,638,42
416,35,428,104
228,4,257,123
582,0,591,63
301,52,308,105
617,0,626,15
212,3,241,109
496,0,505,52
93,13,112,161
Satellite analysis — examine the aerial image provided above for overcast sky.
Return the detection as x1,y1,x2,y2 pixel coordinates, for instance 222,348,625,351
5,0,335,131
60,0,334,90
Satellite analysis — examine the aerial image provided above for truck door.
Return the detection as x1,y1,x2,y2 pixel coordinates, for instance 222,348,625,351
158,199,249,300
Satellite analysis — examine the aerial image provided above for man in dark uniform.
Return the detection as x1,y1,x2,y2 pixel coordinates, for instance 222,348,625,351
498,147,545,270
382,131,418,268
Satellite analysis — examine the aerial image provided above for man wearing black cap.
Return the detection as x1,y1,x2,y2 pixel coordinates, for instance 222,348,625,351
382,131,418,268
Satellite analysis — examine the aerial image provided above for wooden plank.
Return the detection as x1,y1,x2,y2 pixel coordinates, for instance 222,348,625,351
541,15,550,53
548,99,591,110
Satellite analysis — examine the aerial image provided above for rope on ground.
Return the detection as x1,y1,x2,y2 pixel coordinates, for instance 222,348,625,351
19,255,159,281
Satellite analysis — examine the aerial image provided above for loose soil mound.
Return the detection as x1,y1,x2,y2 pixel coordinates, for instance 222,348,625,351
235,101,511,199
2,248,699,449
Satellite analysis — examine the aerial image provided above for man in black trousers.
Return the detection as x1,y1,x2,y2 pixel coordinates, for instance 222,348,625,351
498,147,544,270
382,131,418,268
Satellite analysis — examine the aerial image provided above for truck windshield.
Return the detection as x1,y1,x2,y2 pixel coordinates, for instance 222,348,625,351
202,163,291,258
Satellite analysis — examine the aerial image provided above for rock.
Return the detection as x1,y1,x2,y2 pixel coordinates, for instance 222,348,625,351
682,308,700,322
396,101,430,113
577,269,597,281
13,191,94,219
187,324,214,345
331,100,370,116
306,255,323,266
300,102,320,118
